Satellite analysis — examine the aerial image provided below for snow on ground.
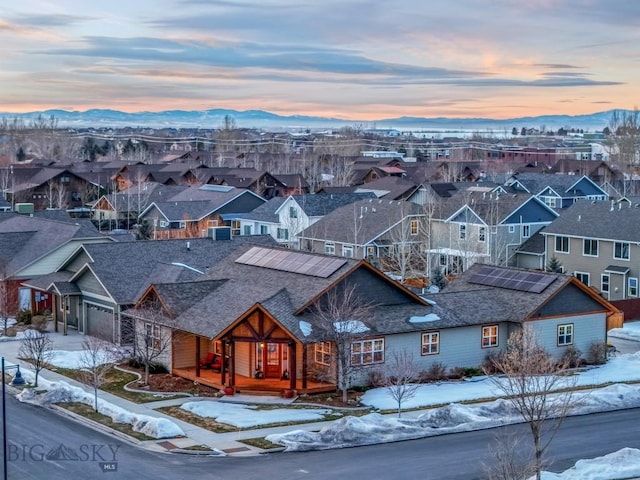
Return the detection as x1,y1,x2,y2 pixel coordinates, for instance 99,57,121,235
181,401,338,428
267,383,640,451
608,321,640,342
48,349,123,369
540,448,640,479
361,351,640,410
9,364,184,439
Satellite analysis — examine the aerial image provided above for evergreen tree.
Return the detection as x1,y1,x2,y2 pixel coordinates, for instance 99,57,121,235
546,256,563,273
431,266,446,290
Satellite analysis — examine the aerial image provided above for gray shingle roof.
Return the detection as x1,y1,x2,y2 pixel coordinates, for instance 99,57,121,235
510,173,585,196
75,235,276,305
235,196,286,223
541,199,640,241
355,176,419,200
300,198,422,245
292,192,377,217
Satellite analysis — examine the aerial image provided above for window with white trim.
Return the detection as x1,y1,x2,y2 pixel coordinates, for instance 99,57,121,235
243,225,252,235
583,239,598,257
314,342,331,365
342,245,354,258
479,226,486,242
482,325,498,348
575,272,590,285
555,236,569,253
522,225,530,238
601,274,610,294
260,225,268,235
366,245,375,257
144,322,161,350
614,242,630,260
324,242,335,255
557,324,573,346
410,219,419,235
289,206,298,218
629,277,638,297
459,224,466,240
542,196,557,208
277,228,289,240
508,225,515,234
351,338,384,365
421,332,439,355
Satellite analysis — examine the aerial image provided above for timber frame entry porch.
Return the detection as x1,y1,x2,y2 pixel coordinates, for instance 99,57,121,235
172,306,336,395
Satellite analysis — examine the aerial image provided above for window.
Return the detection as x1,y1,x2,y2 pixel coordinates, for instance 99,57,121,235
159,220,169,228
410,219,419,235
421,332,439,355
614,242,630,260
508,225,515,234
71,192,81,201
542,196,557,208
342,245,354,258
583,239,598,257
351,339,384,365
178,221,187,229
575,272,590,285
289,206,298,218
60,175,70,184
243,225,252,235
231,220,241,235
601,274,610,294
325,242,335,255
207,220,218,228
557,324,573,346
260,225,268,235
366,245,375,257
144,322,161,350
276,228,289,240
555,236,569,253
459,224,466,240
482,325,498,348
315,342,331,365
479,226,486,242
629,277,638,297
522,225,530,238
439,254,447,266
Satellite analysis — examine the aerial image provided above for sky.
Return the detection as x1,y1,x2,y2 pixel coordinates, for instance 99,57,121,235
1,0,639,120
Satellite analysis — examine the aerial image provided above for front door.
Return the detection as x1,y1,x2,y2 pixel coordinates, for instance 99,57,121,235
264,343,281,378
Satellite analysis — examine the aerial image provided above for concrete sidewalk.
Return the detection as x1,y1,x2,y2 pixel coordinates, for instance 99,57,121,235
0,326,336,457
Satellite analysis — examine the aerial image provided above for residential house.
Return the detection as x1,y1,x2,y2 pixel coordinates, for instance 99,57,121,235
122,246,618,395
354,176,420,201
22,235,276,343
427,190,559,275
503,173,608,209
138,185,266,239
0,212,112,315
540,200,640,302
231,192,376,247
298,198,426,279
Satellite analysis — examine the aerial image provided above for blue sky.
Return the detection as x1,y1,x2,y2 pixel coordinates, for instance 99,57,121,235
1,0,638,119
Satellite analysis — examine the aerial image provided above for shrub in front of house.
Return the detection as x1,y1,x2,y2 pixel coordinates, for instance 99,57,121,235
587,341,607,365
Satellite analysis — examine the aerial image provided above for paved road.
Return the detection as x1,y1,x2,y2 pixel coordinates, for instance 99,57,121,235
4,395,640,480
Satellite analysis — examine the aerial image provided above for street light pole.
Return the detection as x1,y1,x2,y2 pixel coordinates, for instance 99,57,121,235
2,357,25,480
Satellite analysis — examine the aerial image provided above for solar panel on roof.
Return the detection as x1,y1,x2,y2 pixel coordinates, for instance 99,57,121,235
468,265,556,293
235,247,347,278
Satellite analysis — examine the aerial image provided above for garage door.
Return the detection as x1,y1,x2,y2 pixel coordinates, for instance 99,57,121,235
85,303,114,342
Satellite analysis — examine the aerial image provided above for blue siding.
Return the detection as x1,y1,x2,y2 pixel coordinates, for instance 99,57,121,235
503,198,557,224
527,313,606,359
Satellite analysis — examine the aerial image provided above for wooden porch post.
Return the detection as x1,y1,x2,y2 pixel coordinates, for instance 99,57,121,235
220,339,227,386
229,340,235,388
52,295,58,333
289,341,297,390
302,344,308,390
195,336,201,377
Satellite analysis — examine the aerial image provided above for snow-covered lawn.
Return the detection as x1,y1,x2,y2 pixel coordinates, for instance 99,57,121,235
361,351,640,410
10,365,183,439
181,401,339,429
608,321,640,342
48,349,123,369
540,448,640,479
267,383,640,451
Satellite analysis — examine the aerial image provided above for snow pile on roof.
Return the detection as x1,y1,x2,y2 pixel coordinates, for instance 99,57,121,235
181,400,336,429
539,447,640,479
299,320,312,337
13,366,184,439
333,320,369,334
409,313,440,323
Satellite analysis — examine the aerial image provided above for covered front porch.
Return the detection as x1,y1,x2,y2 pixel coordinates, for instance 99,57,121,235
171,306,337,396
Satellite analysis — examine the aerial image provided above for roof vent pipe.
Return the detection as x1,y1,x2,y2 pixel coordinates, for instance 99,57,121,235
186,241,191,251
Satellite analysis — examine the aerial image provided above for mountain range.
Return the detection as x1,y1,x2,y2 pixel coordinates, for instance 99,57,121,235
0,108,621,131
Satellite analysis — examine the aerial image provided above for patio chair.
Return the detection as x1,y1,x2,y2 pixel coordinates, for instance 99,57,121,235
199,352,216,369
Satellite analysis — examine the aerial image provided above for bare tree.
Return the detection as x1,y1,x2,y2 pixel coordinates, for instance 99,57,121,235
79,336,123,411
313,285,375,403
376,349,421,417
608,108,640,196
18,331,53,387
483,429,537,480
121,300,175,385
483,327,577,480
46,180,67,210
